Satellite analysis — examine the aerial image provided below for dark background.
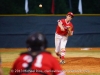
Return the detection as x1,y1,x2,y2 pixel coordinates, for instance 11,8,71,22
0,16,100,48
0,0,100,14
0,0,100,48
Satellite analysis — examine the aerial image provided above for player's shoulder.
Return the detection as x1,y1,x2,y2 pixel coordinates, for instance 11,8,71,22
41,51,52,56
41,51,57,59
58,18,65,21
15,52,28,61
39,52,56,63
60,18,65,21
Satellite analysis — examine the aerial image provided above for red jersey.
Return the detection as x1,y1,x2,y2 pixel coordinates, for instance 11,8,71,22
9,52,65,75
56,19,74,36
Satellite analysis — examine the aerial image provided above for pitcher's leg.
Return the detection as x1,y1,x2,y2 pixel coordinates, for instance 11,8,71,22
55,34,61,58
55,38,61,53
60,36,68,64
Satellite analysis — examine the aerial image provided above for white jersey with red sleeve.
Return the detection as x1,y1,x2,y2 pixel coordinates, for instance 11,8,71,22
56,19,74,36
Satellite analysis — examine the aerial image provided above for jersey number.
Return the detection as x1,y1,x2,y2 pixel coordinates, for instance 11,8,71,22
34,54,43,68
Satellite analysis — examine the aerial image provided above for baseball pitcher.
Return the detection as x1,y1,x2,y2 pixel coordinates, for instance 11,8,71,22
55,12,74,64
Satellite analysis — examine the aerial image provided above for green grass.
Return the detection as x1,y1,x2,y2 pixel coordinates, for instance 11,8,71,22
52,50,100,58
2,68,100,75
1,49,100,75
2,68,10,75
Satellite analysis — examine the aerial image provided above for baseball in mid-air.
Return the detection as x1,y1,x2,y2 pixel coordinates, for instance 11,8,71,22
39,4,42,8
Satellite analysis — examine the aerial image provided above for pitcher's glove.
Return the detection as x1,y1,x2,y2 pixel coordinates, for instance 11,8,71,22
67,26,72,36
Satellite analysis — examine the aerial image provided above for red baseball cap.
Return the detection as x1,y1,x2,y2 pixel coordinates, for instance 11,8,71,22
67,12,74,18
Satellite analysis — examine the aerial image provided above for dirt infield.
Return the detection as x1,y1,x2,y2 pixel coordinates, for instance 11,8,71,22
1,48,100,74
0,47,100,51
62,57,100,73
2,57,100,74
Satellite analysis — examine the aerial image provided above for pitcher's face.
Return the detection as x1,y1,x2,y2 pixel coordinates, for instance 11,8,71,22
66,15,72,21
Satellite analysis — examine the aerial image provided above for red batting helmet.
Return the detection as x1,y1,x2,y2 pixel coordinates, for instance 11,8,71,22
67,12,74,18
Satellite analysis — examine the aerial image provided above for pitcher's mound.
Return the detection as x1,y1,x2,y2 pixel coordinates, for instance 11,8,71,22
61,57,100,74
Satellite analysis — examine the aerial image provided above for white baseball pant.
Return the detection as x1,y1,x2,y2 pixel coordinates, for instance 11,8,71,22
55,33,68,54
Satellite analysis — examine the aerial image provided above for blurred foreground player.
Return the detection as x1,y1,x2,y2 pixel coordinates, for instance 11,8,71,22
0,55,3,75
55,12,74,64
10,32,65,75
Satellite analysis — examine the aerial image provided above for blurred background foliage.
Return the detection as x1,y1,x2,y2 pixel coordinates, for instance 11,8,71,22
0,0,100,14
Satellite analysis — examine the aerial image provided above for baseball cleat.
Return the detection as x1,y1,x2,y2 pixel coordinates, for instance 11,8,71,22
60,60,66,64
